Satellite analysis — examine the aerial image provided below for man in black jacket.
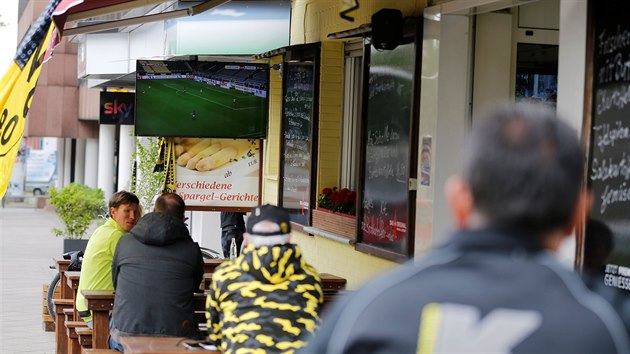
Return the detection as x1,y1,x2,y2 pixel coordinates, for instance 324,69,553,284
220,211,245,258
304,105,630,354
109,193,204,351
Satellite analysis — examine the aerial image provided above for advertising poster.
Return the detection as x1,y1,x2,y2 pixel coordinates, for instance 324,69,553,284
174,138,260,209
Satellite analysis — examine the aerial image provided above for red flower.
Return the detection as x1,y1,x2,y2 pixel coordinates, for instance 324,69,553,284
317,186,357,216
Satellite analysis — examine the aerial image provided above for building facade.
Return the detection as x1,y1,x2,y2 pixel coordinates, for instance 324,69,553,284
23,0,592,287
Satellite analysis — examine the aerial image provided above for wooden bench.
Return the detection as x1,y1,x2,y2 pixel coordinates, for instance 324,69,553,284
42,281,61,331
66,321,88,354
53,259,74,354
120,336,220,353
320,273,347,309
76,327,92,348
62,271,85,354
203,259,224,273
82,349,118,354
53,298,74,354
55,259,72,299
66,271,81,318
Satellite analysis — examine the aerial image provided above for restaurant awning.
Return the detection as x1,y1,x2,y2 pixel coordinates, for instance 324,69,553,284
52,0,230,38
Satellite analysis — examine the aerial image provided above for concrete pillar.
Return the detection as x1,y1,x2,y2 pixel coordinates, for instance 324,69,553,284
556,0,587,269
557,0,587,134
84,138,98,188
432,15,472,248
117,125,135,191
55,139,64,188
63,138,72,186
97,125,116,199
74,139,86,184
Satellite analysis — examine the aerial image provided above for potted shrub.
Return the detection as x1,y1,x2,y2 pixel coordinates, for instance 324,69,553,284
48,183,106,252
312,187,358,240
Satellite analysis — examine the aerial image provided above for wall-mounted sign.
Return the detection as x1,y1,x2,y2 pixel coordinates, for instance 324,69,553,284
280,62,317,225
584,1,630,292
175,138,261,210
358,39,419,261
99,91,134,125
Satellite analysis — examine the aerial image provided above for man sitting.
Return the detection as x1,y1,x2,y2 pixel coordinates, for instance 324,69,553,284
207,204,323,354
76,191,140,326
109,193,204,351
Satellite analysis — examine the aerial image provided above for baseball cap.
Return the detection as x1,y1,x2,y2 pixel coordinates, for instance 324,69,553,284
246,204,291,236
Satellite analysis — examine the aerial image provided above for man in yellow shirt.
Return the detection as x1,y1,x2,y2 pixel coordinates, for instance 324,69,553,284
76,191,140,326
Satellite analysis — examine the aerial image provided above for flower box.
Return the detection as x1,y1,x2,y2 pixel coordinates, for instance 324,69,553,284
312,208,357,240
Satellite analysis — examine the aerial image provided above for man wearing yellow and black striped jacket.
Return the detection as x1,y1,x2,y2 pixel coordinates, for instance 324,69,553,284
206,204,323,354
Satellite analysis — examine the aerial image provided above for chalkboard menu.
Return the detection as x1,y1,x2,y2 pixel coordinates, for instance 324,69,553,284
281,63,317,225
586,1,630,290
359,42,416,256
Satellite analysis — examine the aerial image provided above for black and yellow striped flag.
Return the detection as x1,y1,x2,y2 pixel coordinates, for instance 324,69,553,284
0,0,61,198
155,137,177,194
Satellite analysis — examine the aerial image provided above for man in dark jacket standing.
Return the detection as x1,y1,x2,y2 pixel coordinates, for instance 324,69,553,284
304,105,630,354
109,193,204,351
220,211,245,258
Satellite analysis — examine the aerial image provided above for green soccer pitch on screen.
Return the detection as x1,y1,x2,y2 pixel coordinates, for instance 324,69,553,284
135,60,269,138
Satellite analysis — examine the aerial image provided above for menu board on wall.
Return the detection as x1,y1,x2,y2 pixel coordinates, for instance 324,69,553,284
281,63,316,225
586,1,630,290
359,42,416,256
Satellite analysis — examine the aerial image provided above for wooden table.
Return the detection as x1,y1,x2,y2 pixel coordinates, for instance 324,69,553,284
203,259,224,274
120,336,219,354
65,271,81,319
202,272,346,294
82,290,115,349
54,259,72,300
54,259,73,354
65,271,86,354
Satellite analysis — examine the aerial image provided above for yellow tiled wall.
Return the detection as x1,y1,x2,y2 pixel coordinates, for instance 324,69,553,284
316,41,343,193
290,0,426,44
262,55,283,205
261,1,428,286
292,232,397,289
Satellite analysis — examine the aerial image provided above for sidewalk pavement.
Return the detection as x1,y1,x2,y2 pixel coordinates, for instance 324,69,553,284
0,204,64,353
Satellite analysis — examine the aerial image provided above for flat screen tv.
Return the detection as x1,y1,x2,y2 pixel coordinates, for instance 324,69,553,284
135,60,269,138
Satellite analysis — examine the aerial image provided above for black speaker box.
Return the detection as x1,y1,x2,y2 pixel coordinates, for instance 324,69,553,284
371,9,403,50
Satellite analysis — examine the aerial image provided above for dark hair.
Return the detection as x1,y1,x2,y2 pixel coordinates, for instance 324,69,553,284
462,104,584,235
154,193,186,220
584,219,614,272
109,191,140,209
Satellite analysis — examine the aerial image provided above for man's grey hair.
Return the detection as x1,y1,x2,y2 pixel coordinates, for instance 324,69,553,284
462,104,583,236
248,220,291,247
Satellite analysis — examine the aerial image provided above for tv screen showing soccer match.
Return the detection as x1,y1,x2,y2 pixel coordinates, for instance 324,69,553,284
135,60,269,138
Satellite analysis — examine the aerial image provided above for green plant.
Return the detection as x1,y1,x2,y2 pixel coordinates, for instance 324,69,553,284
130,136,165,214
317,187,357,216
48,183,106,239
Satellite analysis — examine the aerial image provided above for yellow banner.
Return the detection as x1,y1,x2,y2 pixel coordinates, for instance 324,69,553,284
0,24,54,198
340,0,359,22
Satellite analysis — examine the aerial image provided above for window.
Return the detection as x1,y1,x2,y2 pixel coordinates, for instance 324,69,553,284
340,42,363,190
515,43,558,109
